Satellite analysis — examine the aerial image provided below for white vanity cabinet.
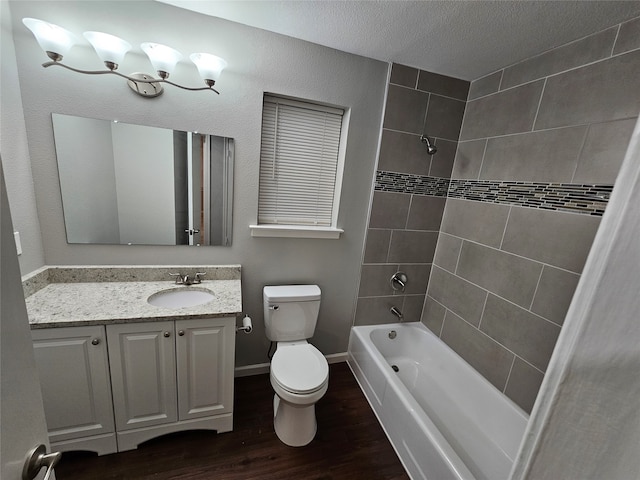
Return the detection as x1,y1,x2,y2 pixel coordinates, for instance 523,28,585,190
106,316,235,451
31,325,117,455
32,316,236,455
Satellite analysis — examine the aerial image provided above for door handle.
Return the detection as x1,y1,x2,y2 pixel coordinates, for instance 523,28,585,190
23,444,61,480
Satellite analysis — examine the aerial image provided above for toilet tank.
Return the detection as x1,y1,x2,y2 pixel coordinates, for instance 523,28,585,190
263,285,321,342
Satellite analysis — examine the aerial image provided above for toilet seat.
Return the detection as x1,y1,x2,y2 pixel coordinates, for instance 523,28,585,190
271,344,328,395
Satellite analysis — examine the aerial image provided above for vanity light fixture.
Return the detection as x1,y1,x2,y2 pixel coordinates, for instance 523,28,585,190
22,18,227,98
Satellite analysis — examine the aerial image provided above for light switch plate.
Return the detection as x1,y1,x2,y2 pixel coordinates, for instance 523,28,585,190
14,231,22,255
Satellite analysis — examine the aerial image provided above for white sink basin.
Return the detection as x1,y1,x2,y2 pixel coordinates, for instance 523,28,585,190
147,288,215,309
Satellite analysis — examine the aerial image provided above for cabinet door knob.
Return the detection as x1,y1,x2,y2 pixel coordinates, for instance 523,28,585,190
163,331,171,338
178,330,185,336
91,338,100,345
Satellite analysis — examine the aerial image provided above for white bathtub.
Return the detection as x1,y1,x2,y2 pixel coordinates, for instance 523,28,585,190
347,322,528,480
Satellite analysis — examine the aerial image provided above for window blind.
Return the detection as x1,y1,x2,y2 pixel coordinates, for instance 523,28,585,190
258,95,344,226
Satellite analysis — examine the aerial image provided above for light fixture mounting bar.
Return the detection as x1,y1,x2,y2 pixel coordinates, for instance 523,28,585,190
42,61,220,94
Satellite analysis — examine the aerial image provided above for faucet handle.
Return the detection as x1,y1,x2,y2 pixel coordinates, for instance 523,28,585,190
169,273,184,284
194,272,206,283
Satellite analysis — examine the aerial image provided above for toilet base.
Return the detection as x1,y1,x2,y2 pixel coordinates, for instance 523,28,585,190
273,394,317,447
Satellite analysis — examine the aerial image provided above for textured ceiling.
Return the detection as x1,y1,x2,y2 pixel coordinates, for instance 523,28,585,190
158,0,640,81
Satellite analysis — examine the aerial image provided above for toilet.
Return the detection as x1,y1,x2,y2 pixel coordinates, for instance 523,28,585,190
263,285,329,447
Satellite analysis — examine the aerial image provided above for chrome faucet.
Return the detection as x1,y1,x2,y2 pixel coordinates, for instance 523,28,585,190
169,272,206,285
390,306,404,322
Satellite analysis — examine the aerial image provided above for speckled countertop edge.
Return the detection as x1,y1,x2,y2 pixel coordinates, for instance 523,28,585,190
23,266,242,329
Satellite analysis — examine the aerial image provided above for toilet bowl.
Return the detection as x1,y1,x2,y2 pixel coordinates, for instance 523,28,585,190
263,285,328,446
270,342,329,446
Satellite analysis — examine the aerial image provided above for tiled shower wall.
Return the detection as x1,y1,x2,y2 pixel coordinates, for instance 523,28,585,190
425,16,640,413
354,66,469,325
355,15,640,414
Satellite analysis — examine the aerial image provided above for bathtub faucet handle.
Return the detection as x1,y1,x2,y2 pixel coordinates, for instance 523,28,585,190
390,306,404,322
390,272,407,292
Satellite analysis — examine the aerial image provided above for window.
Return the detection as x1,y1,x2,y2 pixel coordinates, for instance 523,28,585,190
251,95,346,239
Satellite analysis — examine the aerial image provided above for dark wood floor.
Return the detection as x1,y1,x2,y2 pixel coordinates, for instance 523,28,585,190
56,362,409,480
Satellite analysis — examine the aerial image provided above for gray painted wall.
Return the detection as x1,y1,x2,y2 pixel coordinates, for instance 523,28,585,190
0,0,45,273
4,0,388,367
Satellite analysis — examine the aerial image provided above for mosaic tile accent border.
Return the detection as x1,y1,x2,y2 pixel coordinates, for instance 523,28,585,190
375,170,613,216
375,171,449,196
448,180,612,216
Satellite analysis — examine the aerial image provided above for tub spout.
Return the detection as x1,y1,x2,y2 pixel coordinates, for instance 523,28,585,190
390,306,404,322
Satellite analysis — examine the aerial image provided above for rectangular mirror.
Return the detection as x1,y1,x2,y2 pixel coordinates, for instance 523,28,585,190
52,114,233,246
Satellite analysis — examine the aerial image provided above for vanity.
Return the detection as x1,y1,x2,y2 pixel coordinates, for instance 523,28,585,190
23,265,242,455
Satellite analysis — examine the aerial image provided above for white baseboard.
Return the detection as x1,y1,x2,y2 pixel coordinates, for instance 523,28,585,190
234,352,347,377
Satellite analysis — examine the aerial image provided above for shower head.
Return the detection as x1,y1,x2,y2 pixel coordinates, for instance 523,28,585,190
420,135,437,155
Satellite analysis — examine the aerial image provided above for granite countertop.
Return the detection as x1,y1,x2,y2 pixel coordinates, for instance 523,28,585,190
24,265,242,329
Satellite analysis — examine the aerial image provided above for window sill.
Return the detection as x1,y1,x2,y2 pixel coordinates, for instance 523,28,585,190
249,225,344,239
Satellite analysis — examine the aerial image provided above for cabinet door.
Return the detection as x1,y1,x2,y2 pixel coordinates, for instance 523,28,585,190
107,322,177,431
31,326,114,442
176,317,235,421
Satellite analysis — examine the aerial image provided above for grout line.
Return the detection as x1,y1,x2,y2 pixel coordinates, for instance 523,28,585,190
477,138,489,180
430,263,567,329
529,266,545,310
404,195,412,230
438,230,584,277
570,125,591,183
459,115,638,143
530,78,548,131
503,355,518,393
497,68,505,92
477,291,490,330
499,206,512,250
453,238,464,274
414,70,420,90
610,24,622,57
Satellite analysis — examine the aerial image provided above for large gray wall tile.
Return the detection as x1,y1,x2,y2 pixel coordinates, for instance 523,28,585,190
417,70,469,101
388,230,438,263
460,80,544,140
363,229,391,264
480,126,587,182
501,27,617,90
441,310,514,391
402,294,427,322
390,63,418,88
406,195,446,231
369,191,410,229
440,199,510,248
383,85,429,134
457,241,543,308
531,266,580,326
422,296,446,334
378,129,429,175
424,94,466,141
468,70,502,100
535,50,640,129
433,233,463,273
481,294,560,371
355,296,402,326
501,207,602,273
573,117,637,184
398,264,432,295
613,16,640,55
429,139,457,178
359,264,401,297
452,139,486,179
504,357,544,413
427,266,487,326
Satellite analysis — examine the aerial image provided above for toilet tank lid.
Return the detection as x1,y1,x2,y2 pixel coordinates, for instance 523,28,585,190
263,285,321,302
